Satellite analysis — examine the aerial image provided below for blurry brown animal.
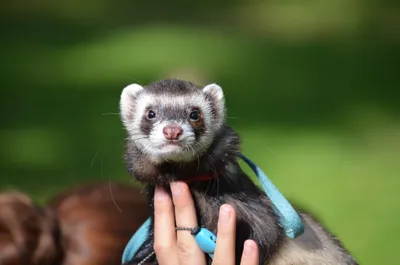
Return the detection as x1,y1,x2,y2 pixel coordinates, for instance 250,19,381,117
0,181,149,265
48,181,149,265
0,191,60,265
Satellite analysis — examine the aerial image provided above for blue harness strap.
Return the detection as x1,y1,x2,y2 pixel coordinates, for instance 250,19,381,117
238,153,304,239
122,218,151,263
122,153,304,263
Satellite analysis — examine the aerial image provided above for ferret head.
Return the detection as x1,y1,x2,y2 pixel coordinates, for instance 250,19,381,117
119,79,226,165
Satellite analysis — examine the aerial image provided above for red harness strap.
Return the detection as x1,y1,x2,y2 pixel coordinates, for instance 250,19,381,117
185,172,218,183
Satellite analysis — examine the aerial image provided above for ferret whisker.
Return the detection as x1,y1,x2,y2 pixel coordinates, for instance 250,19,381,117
217,174,220,197
194,142,207,153
101,112,120,116
130,137,149,141
141,145,152,157
203,168,213,196
226,116,243,120
129,135,149,139
116,138,127,148
108,181,122,213
123,76,140,82
100,158,104,179
196,142,211,155
190,146,200,171
197,142,215,164
129,132,148,135
90,150,100,169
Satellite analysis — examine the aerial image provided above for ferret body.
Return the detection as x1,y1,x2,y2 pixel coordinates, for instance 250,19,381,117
0,182,149,265
119,79,358,265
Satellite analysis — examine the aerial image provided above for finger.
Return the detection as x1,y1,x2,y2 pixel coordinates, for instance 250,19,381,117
212,204,236,265
170,182,206,265
153,186,179,265
239,240,259,265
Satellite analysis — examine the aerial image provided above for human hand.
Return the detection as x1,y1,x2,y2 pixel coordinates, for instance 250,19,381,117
153,181,259,265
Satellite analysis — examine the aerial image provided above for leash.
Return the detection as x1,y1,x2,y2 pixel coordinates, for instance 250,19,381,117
121,153,304,264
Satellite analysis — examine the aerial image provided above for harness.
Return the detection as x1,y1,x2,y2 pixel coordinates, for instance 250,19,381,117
122,153,304,263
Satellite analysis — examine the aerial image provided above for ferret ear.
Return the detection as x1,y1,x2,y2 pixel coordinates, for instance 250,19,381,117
203,83,224,102
202,83,226,127
120,84,144,123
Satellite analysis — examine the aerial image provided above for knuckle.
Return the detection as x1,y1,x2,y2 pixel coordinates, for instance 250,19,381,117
153,242,173,256
154,206,167,218
174,205,195,221
154,202,172,218
176,241,197,260
172,184,191,205
174,202,191,216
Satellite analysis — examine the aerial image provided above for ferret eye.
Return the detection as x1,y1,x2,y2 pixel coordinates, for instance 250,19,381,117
147,110,156,120
189,110,200,121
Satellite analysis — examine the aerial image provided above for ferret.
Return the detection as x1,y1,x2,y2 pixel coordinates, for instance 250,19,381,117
119,79,358,265
48,182,150,265
0,182,149,265
0,191,60,265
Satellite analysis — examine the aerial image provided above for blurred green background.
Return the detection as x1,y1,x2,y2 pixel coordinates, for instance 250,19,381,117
0,0,399,264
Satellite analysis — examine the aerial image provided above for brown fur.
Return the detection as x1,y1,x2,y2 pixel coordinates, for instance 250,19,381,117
47,181,149,265
0,182,149,265
0,191,60,265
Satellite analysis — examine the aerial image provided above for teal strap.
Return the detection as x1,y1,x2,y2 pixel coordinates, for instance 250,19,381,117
122,218,151,263
122,153,304,263
238,153,304,239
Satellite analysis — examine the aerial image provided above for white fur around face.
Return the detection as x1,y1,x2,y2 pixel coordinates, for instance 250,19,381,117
143,121,197,164
120,83,144,123
120,83,227,164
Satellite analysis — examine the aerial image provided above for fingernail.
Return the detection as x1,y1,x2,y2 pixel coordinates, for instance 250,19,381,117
154,187,168,201
219,205,231,224
170,182,182,198
244,240,254,257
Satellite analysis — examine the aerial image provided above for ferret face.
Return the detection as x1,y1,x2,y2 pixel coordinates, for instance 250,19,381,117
120,79,226,165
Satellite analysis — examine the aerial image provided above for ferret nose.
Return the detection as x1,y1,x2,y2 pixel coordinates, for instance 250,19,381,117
163,125,183,140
